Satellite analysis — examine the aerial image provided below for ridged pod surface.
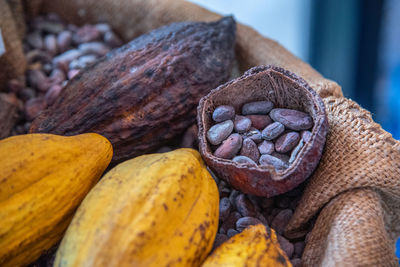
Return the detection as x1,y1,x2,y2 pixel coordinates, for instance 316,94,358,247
0,133,113,267
30,17,236,163
54,148,219,267
202,224,291,267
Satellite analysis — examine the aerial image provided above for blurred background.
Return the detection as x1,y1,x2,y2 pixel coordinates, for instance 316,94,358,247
189,0,400,141
190,0,400,260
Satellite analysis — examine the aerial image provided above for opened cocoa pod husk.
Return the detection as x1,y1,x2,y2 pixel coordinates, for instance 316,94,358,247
197,65,328,197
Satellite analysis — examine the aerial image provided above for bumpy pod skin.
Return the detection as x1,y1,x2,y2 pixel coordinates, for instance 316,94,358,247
198,65,328,197
202,224,291,267
54,148,219,267
0,133,113,267
30,17,236,163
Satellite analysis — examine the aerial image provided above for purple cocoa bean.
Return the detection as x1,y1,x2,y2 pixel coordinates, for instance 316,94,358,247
289,139,304,164
261,122,285,140
73,25,101,44
104,31,123,48
234,115,252,133
214,134,243,159
277,234,294,259
45,85,63,106
275,132,300,153
240,138,260,162
219,197,232,221
212,105,235,122
53,49,82,66
207,120,234,145
232,155,256,165
57,31,72,52
235,194,256,217
246,115,272,129
95,23,111,34
293,241,305,258
258,140,274,155
27,70,51,92
271,209,293,235
271,152,290,163
270,108,313,131
242,100,274,115
301,130,312,143
229,190,240,208
259,154,288,170
67,69,80,80
49,68,66,85
44,34,58,55
78,42,110,56
69,54,98,69
243,128,263,143
227,229,239,237
25,97,47,121
236,216,263,232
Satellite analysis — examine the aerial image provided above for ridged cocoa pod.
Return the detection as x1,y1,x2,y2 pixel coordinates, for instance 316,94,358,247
197,65,328,197
30,17,236,162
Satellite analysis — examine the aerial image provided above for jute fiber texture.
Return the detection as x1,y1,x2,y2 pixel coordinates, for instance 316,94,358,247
1,0,399,265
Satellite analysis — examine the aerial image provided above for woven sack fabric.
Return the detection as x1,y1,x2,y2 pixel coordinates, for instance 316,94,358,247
1,0,399,265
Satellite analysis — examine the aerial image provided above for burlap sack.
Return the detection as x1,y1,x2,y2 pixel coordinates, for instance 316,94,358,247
1,0,399,266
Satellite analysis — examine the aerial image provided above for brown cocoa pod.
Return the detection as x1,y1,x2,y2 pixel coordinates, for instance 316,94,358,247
30,17,236,162
197,65,328,197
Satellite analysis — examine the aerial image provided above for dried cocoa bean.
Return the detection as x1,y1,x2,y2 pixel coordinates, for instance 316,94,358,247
213,234,228,250
236,216,263,232
261,122,284,140
226,229,239,237
270,108,313,131
277,234,294,259
31,17,236,163
246,115,272,129
234,115,251,133
78,42,110,56
241,100,273,115
259,154,288,170
243,128,263,143
212,105,235,122
258,140,274,155
289,139,304,164
239,138,260,162
57,31,72,52
235,194,256,217
275,132,300,153
44,34,58,55
207,120,234,145
219,197,231,222
271,209,293,235
214,134,242,159
221,211,242,233
232,155,256,165
73,25,101,44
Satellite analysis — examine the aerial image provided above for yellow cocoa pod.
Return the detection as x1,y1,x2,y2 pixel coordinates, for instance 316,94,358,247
0,133,113,267
54,148,219,267
202,224,292,267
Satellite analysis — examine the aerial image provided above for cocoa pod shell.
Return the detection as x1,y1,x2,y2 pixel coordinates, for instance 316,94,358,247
197,65,328,197
30,17,236,162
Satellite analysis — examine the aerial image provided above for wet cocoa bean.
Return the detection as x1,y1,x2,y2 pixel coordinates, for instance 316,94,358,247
212,105,235,122
270,108,313,131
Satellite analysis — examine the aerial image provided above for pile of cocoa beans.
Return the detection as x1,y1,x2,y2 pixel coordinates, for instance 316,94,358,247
207,101,313,170
6,14,311,267
5,13,123,136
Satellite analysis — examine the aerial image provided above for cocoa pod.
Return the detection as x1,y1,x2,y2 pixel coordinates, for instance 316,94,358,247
30,17,236,163
198,65,328,197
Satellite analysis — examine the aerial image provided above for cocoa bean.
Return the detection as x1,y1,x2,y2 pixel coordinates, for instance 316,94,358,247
221,211,242,232
45,85,63,106
73,25,101,44
236,216,263,232
25,97,47,121
293,241,305,258
57,31,72,52
289,139,304,164
180,124,198,148
53,49,82,66
271,209,293,235
259,154,288,170
239,138,260,162
258,140,274,155
243,128,263,143
270,108,313,131
271,152,290,163
49,68,66,85
44,34,58,55
214,134,242,159
275,195,291,209
227,229,239,238
241,100,273,115
35,21,64,34
275,132,300,153
212,105,235,122
19,88,36,101
26,32,43,49
69,55,97,69
207,120,233,145
7,79,24,94
234,115,251,133
235,194,256,217
291,258,302,267
95,23,111,34
27,70,51,92
213,234,228,250
78,42,110,56
219,197,231,221
261,122,284,140
232,155,256,165
277,234,294,259
229,190,240,209
246,115,272,129
104,31,123,48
